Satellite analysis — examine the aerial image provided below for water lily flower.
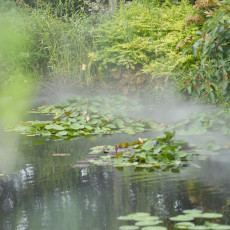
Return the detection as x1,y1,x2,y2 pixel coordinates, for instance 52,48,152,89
86,116,90,122
83,111,87,117
109,118,112,122
138,138,143,143
153,140,157,146
115,145,118,154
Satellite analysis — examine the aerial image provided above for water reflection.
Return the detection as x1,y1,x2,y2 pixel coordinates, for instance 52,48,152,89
0,134,230,230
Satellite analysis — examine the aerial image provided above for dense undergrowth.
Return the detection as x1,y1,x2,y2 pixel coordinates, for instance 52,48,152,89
0,0,229,104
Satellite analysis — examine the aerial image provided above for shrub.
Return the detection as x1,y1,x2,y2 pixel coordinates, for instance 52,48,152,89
90,0,199,88
183,0,230,103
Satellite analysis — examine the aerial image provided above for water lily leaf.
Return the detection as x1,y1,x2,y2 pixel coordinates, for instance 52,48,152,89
170,215,194,222
188,226,209,230
198,213,223,219
202,141,221,151
141,227,167,230
128,212,150,217
183,210,203,215
40,130,52,136
45,124,65,131
56,131,68,136
135,220,163,226
210,225,230,230
117,216,136,221
174,222,195,229
175,151,187,158
142,140,154,151
70,124,84,130
119,225,139,230
132,216,159,222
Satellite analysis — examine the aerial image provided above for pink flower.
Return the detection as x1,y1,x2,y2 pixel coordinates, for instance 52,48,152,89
83,111,87,117
139,138,143,143
86,116,90,122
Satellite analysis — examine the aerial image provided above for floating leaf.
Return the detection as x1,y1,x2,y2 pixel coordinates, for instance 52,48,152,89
211,225,230,230
188,226,209,230
174,222,195,229
119,225,139,230
141,227,167,230
135,220,163,226
142,140,154,151
183,210,203,215
170,215,194,222
198,213,223,219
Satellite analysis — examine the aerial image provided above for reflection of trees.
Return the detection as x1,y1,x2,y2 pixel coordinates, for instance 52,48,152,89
183,153,230,217
1,135,230,229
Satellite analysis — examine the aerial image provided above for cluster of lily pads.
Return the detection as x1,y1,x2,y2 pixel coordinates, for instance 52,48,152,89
117,210,230,230
171,209,230,229
87,132,195,169
11,96,161,139
168,109,230,136
118,212,166,230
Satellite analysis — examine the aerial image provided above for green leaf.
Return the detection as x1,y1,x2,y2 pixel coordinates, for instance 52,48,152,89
70,124,84,130
222,80,229,92
135,220,163,226
209,91,216,104
142,140,154,151
119,225,139,230
170,215,194,222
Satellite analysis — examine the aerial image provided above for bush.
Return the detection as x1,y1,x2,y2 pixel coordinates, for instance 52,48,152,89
90,0,199,88
183,0,230,103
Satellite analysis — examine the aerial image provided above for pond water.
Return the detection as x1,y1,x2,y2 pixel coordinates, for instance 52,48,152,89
0,95,230,230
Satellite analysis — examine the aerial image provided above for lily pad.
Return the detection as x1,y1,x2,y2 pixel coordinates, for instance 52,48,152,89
119,225,139,230
141,227,167,230
128,213,151,217
174,222,195,229
198,213,223,219
183,210,203,215
170,215,194,222
133,216,160,222
211,225,230,230
188,226,209,230
135,221,163,226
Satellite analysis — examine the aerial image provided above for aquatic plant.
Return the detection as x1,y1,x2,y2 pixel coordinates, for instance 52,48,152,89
87,131,195,168
117,210,230,230
167,108,230,136
10,96,161,139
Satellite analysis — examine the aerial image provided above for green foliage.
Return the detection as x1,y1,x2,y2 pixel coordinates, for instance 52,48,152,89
88,131,195,169
91,0,199,86
20,0,83,17
24,6,103,83
183,0,230,103
0,1,108,84
10,95,161,139
168,108,230,136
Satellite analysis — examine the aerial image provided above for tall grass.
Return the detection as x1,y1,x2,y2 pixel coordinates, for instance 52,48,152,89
0,1,110,86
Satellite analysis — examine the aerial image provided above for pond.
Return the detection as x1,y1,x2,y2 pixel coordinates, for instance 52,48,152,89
0,94,230,230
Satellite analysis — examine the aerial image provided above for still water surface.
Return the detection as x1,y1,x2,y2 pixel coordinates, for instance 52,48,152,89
0,130,230,230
